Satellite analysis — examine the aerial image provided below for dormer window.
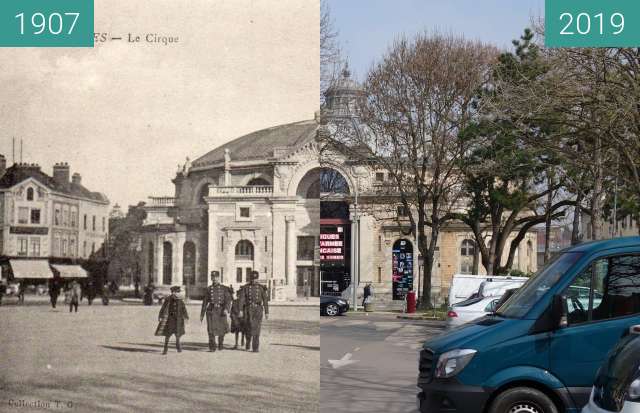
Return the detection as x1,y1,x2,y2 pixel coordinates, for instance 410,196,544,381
26,187,34,201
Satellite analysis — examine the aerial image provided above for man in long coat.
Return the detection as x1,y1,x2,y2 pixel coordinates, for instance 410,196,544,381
238,271,269,352
200,271,231,352
155,286,189,354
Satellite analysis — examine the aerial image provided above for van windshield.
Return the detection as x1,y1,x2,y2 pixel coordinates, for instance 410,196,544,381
495,252,583,319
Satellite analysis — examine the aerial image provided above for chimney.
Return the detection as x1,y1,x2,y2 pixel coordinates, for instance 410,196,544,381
0,155,6,176
53,162,70,186
72,172,82,186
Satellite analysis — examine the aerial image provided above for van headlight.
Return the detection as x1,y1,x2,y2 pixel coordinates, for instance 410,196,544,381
435,349,477,378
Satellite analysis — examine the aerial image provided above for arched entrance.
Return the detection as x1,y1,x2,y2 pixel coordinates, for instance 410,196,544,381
316,168,352,296
392,239,414,300
163,242,172,285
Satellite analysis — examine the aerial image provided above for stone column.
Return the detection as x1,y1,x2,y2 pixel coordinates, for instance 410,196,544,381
285,215,297,298
156,237,164,285
174,233,185,286
207,204,217,277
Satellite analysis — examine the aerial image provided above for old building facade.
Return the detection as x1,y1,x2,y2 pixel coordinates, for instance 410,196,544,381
0,157,110,278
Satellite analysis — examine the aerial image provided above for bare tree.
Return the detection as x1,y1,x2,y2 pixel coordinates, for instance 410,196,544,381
327,33,497,308
321,2,343,100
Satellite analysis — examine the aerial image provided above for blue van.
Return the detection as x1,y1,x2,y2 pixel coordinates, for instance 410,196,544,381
417,237,640,413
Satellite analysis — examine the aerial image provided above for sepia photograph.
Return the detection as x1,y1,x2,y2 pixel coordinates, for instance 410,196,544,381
0,1,320,412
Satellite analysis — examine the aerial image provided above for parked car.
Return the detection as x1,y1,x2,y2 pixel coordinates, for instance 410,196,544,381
446,296,501,328
321,295,349,316
582,325,640,413
448,274,528,306
417,236,640,413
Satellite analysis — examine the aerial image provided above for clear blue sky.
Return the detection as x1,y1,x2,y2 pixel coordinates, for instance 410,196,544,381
327,0,545,79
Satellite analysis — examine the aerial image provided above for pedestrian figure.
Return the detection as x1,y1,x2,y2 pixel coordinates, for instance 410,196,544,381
200,271,231,352
0,280,6,306
17,282,25,305
143,282,155,306
238,271,269,352
49,277,61,309
85,280,96,305
101,282,110,305
362,283,372,307
69,280,81,313
134,276,140,298
303,279,310,300
155,286,189,354
230,289,245,349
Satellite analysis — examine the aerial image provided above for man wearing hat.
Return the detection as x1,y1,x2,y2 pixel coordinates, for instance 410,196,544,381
200,271,232,352
238,271,269,352
155,286,189,354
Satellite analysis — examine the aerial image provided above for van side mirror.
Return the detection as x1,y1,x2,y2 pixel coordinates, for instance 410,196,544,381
552,294,568,329
530,294,567,335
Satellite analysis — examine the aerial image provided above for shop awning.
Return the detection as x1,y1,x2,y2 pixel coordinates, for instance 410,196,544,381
10,259,53,279
51,265,88,278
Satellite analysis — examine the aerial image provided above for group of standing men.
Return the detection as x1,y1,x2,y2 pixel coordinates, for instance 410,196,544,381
155,270,269,355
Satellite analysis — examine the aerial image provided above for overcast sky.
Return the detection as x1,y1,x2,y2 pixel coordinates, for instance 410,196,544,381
327,0,544,79
0,0,319,209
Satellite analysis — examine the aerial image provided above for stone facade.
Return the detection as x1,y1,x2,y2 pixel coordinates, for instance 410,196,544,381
0,159,110,261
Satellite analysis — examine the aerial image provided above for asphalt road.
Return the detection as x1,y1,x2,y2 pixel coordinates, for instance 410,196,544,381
0,302,319,413
320,313,445,413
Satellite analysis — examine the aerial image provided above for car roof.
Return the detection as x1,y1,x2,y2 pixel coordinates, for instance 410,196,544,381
564,236,640,254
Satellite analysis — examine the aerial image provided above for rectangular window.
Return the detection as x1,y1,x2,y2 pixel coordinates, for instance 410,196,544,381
83,214,87,230
378,267,382,283
245,267,252,282
63,207,69,226
297,236,315,260
265,236,268,252
30,209,40,224
18,207,29,224
18,238,28,256
30,238,40,257
397,205,410,217
102,217,106,232
69,239,75,257
92,216,96,231
70,209,77,227
61,239,67,257
240,207,250,218
378,235,382,251
236,267,242,283
55,207,61,226
221,236,224,251
375,172,385,182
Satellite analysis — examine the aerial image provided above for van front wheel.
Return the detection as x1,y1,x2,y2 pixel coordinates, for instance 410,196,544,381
489,387,558,413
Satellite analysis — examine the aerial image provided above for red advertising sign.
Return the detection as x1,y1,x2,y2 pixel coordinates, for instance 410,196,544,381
320,226,344,261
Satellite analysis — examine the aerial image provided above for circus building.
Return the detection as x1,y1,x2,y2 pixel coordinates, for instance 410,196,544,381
140,119,323,301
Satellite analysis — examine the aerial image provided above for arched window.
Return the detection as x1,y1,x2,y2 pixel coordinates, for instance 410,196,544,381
235,240,254,260
247,178,270,186
26,187,34,201
198,184,210,205
460,239,476,275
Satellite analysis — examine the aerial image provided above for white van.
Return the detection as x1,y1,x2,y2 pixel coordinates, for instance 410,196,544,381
448,274,528,306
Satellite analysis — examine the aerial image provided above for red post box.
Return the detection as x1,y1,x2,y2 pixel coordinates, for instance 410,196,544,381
406,291,416,313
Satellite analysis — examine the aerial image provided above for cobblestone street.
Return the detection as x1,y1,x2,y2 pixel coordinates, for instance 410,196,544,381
0,303,319,413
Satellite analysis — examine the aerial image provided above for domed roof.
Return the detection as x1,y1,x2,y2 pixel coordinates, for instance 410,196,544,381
192,119,317,167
